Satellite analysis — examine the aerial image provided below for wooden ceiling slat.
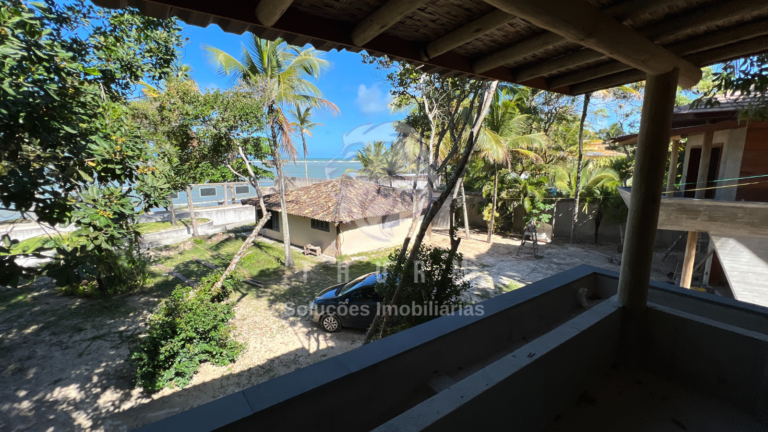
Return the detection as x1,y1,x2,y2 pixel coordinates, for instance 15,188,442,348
550,18,768,89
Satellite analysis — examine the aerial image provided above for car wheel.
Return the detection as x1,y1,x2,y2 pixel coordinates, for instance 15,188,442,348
320,314,341,332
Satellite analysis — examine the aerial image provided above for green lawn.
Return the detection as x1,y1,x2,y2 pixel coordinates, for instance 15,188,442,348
1,234,69,256
147,229,396,306
137,218,209,234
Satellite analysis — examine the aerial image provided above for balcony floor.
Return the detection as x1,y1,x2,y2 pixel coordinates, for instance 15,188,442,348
541,365,764,432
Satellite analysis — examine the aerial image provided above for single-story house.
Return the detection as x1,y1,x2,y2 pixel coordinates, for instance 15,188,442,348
242,176,424,257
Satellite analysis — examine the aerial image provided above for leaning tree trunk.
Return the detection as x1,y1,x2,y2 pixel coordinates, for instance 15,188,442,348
487,166,499,244
168,198,178,226
270,114,295,268
571,92,591,244
369,80,498,341
186,185,199,236
214,213,271,292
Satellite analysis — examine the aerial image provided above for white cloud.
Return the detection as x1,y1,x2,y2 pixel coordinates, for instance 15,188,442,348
355,84,392,114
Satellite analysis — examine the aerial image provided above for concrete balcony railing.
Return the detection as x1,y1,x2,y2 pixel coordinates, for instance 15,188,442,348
618,187,768,238
137,265,768,431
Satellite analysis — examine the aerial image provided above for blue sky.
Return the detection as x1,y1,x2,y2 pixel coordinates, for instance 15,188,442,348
179,24,406,159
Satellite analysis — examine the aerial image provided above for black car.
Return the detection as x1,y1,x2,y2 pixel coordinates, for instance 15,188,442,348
311,272,384,332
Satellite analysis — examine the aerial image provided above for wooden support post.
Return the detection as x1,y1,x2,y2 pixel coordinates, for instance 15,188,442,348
666,139,680,194
695,131,714,199
335,224,342,258
680,231,698,288
617,68,679,311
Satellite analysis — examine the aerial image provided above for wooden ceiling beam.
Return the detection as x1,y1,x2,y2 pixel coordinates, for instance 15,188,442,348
472,0,681,74
351,0,430,47
550,19,768,89
422,10,513,61
482,0,701,87
569,34,768,94
255,0,295,27
514,0,768,85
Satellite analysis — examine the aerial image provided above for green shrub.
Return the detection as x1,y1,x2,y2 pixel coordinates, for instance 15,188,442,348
374,245,471,336
130,272,243,391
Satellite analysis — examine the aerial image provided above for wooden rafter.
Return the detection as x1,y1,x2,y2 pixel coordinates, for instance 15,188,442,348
514,0,768,85
550,19,768,90
570,34,768,94
482,0,701,87
472,0,683,75
255,0,295,27
351,0,430,47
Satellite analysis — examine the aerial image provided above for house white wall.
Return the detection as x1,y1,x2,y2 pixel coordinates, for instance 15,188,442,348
258,209,422,257
680,127,747,201
259,212,337,255
339,211,423,256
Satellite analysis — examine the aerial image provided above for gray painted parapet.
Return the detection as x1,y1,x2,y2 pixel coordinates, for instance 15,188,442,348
134,266,768,431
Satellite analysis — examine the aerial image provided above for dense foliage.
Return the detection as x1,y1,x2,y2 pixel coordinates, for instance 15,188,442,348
0,0,183,288
130,272,243,391
373,244,470,336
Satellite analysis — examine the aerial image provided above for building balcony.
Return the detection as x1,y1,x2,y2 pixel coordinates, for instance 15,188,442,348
137,266,768,432
618,187,768,238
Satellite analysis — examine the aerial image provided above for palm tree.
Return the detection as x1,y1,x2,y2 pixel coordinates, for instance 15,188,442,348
572,86,639,243
204,36,339,267
554,162,621,243
290,105,323,182
351,141,388,184
477,88,545,244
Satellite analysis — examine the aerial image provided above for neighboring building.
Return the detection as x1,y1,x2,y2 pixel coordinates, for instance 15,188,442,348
243,176,423,256
583,139,626,160
612,95,768,306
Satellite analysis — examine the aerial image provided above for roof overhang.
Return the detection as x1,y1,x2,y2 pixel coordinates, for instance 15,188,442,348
91,0,768,94
609,120,747,146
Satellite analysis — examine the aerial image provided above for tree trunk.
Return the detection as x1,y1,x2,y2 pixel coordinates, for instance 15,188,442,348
169,198,178,226
186,186,198,236
487,166,498,244
460,180,471,240
571,92,591,244
371,81,498,341
237,145,267,215
594,207,603,244
302,133,309,183
214,213,271,292
270,111,294,268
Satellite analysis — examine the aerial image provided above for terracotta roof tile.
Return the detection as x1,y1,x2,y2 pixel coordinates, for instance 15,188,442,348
242,176,418,223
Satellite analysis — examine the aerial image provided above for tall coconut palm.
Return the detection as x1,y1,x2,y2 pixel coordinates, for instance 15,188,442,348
477,88,545,244
290,105,323,182
204,36,339,267
571,86,639,243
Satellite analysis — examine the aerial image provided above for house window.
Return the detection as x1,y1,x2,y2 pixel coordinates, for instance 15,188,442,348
199,187,217,197
257,209,280,231
235,185,249,195
169,192,179,199
311,218,330,232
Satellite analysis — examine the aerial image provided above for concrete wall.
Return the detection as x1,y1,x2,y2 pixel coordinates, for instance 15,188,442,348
141,205,255,226
0,223,77,241
136,266,613,432
141,220,217,248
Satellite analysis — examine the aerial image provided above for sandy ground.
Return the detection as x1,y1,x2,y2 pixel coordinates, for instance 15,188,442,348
425,229,680,300
0,232,683,431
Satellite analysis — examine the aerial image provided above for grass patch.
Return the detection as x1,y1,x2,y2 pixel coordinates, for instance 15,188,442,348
137,218,209,234
496,280,522,293
1,234,70,255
